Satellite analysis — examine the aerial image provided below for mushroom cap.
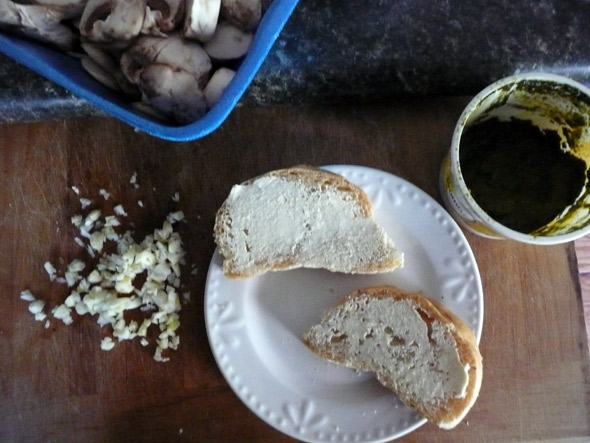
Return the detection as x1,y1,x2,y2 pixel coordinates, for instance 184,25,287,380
221,0,261,31
138,63,208,124
121,33,211,88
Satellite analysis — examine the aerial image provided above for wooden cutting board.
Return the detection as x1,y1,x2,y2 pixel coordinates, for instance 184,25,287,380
0,98,589,442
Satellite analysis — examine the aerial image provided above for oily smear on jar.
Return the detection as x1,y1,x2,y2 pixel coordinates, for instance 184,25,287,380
459,117,588,234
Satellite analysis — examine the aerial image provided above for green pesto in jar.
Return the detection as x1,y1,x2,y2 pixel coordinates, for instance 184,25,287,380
459,117,587,233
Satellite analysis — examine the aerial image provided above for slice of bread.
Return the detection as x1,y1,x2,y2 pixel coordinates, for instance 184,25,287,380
303,285,482,430
214,166,404,278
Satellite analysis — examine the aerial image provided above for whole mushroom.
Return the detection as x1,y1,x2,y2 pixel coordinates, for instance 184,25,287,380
119,33,211,120
120,33,211,87
138,63,207,124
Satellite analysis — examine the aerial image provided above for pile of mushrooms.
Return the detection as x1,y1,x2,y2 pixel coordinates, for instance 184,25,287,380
0,0,270,124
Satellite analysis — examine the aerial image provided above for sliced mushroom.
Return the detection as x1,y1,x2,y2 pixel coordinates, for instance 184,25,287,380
138,63,208,124
121,33,211,88
31,0,88,18
81,56,121,90
131,100,168,120
119,35,169,83
0,1,20,28
203,67,235,108
221,0,261,31
80,0,146,43
203,20,252,60
183,0,220,43
0,1,76,50
81,42,140,96
142,0,184,35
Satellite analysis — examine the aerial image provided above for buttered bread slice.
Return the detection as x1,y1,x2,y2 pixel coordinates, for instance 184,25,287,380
214,166,403,278
303,285,482,430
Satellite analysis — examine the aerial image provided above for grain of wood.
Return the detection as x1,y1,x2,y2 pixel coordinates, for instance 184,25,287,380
574,236,590,354
575,235,590,273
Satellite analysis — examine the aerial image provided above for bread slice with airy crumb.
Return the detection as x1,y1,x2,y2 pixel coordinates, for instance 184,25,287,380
303,285,482,430
214,166,404,278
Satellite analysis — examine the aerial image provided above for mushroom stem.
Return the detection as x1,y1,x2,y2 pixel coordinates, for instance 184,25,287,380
183,0,220,43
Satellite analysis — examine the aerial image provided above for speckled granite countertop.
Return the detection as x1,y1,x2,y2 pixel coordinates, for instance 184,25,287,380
2,0,590,123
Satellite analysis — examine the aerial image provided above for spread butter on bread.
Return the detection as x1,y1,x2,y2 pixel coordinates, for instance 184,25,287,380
303,285,483,430
214,166,404,278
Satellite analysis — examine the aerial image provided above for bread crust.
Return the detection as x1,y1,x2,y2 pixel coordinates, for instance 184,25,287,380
214,166,402,278
303,285,483,430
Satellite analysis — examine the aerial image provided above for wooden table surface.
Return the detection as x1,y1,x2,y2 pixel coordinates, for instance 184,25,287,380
1,98,589,442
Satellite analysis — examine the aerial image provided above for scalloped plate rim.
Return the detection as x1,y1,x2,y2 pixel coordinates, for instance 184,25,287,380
204,165,484,442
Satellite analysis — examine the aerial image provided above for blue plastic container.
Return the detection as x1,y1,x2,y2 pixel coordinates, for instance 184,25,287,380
0,0,299,141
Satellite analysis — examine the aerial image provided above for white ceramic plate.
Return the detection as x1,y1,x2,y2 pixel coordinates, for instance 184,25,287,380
204,165,483,442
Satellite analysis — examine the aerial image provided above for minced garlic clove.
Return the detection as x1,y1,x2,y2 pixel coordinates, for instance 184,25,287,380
21,182,187,362
28,299,45,315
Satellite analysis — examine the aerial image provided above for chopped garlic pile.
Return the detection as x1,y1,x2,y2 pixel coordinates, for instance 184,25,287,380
21,179,189,362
